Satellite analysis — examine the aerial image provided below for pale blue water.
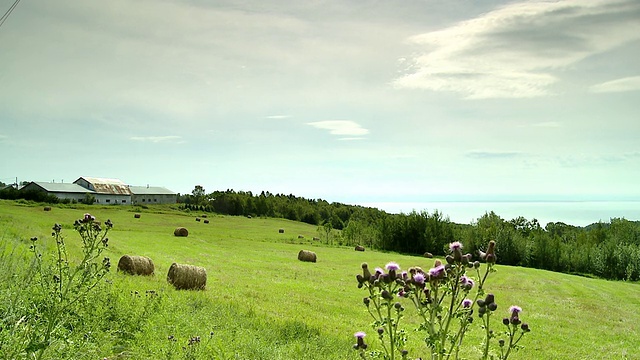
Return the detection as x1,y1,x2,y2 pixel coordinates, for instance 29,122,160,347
361,201,640,227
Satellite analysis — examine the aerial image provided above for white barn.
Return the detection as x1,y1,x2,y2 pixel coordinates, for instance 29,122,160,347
19,176,177,205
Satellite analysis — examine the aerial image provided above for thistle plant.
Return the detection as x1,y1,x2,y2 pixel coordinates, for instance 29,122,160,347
27,213,112,360
353,241,531,360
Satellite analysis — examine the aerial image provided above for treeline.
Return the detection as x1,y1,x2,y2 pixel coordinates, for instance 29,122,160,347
180,188,640,281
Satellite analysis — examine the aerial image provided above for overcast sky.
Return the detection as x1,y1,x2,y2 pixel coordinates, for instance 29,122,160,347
2,0,639,211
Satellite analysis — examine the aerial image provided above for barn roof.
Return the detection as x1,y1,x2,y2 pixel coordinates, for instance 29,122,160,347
24,181,96,194
74,177,132,195
129,186,176,195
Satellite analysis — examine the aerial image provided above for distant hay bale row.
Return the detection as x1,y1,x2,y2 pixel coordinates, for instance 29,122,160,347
174,227,188,237
298,235,304,239
117,255,155,276
298,250,316,263
355,245,365,252
201,214,207,218
167,262,207,290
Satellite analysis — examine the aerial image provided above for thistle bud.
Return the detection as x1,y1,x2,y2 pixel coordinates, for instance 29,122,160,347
488,302,498,311
362,263,372,281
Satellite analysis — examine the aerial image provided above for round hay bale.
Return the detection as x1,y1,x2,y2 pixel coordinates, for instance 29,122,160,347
355,245,365,252
43,206,51,211
297,250,317,263
203,219,210,224
423,252,433,258
167,263,207,290
313,237,320,241
195,217,201,222
278,228,285,234
117,255,155,276
298,235,304,239
134,213,141,218
247,215,252,219
174,227,189,237
201,214,207,218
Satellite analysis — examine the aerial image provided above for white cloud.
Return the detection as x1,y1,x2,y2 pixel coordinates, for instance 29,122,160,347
130,136,182,143
265,115,291,119
394,0,640,99
307,120,369,136
589,76,640,93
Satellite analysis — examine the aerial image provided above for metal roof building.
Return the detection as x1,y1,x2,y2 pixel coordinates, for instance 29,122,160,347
129,185,177,205
19,176,177,205
20,181,96,202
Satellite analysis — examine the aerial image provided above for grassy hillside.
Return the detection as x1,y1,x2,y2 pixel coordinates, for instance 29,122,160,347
1,200,639,359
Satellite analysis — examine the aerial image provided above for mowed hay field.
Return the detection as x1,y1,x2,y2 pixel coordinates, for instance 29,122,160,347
1,200,639,359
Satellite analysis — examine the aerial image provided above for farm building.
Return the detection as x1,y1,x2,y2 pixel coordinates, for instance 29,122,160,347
19,176,177,205
74,177,132,204
20,181,96,202
129,185,177,205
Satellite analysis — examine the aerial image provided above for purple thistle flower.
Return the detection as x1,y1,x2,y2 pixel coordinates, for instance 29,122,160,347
462,299,473,308
354,331,366,339
449,241,463,251
385,262,400,272
375,267,384,275
413,272,426,285
509,305,522,315
428,265,445,279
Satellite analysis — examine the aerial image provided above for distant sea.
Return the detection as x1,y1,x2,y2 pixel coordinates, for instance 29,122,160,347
360,201,640,227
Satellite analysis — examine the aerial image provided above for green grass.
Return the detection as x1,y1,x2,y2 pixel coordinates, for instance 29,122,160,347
1,200,639,359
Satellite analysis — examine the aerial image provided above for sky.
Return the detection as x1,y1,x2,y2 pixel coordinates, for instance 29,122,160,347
1,0,640,222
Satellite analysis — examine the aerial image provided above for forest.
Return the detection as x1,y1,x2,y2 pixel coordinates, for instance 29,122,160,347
179,187,640,282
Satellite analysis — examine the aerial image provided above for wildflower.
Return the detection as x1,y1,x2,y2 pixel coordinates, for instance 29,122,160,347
386,262,400,272
462,299,473,308
413,272,426,285
354,331,367,350
460,275,475,290
509,305,522,317
521,323,530,332
428,265,446,279
449,242,463,251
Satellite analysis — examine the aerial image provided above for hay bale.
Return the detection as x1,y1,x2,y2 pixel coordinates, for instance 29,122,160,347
247,215,252,219
355,245,365,252
117,255,155,276
195,217,201,222
134,213,141,218
167,263,207,290
43,206,51,211
278,228,285,234
423,252,433,258
298,235,304,239
298,250,317,263
201,214,207,218
313,237,320,241
203,219,210,224
174,227,189,237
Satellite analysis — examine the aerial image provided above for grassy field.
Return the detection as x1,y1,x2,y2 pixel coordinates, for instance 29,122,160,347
1,200,639,359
